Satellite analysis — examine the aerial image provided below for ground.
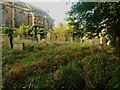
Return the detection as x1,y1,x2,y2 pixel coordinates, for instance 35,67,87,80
2,41,120,89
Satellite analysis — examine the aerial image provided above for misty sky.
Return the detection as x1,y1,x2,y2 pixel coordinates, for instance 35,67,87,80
20,0,73,26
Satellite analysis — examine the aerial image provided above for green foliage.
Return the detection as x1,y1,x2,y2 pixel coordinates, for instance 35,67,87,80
36,28,47,39
2,27,11,34
68,2,120,47
13,28,19,37
23,26,33,37
53,23,71,41
10,26,33,38
2,42,120,89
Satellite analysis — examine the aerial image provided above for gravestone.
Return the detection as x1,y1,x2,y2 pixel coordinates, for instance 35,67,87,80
88,39,92,44
46,32,51,42
100,37,107,46
3,34,10,48
107,41,111,46
74,36,80,42
14,44,23,51
102,37,107,46
92,38,99,45
17,35,21,40
41,39,46,46
71,36,73,43
37,34,40,42
84,39,92,44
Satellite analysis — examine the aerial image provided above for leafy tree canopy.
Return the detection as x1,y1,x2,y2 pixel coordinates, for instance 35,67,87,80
67,1,120,48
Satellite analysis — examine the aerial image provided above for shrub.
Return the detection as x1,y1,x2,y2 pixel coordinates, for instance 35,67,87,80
2,27,11,34
23,26,33,38
37,28,47,39
13,28,19,37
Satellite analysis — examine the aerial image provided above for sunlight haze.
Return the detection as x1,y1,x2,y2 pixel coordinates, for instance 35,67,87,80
20,0,72,26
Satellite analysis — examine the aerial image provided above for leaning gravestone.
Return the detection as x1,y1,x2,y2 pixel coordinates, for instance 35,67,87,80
3,34,10,48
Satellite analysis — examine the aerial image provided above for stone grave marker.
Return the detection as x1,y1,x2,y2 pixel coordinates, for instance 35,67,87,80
17,35,22,40
46,32,51,42
41,39,46,46
37,34,40,42
107,40,111,46
14,43,23,51
92,38,99,45
100,37,107,46
3,34,10,48
102,37,107,46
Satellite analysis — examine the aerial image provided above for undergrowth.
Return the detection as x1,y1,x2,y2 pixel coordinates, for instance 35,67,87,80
2,42,120,89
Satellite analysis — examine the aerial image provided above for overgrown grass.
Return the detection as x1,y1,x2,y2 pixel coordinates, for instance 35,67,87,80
0,44,1,56
2,42,120,89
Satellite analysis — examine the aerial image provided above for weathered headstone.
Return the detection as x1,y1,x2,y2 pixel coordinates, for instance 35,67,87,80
3,34,10,48
88,39,92,44
71,36,73,43
41,39,46,46
74,36,80,42
102,37,107,46
46,32,51,42
37,34,40,42
99,37,107,46
107,41,111,46
14,44,23,51
92,38,99,45
84,39,92,44
17,35,21,40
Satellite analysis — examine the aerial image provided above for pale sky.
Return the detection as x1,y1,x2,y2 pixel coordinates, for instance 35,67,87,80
20,0,74,26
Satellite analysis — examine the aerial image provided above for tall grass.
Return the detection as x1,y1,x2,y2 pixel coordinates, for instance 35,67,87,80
2,42,120,89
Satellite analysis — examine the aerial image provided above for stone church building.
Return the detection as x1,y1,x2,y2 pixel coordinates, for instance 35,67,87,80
0,0,54,30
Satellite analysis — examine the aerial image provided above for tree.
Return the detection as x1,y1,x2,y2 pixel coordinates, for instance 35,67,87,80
67,15,84,42
54,23,70,42
68,1,120,51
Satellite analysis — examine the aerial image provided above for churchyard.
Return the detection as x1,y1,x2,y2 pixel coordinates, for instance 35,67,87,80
2,30,120,89
1,1,120,89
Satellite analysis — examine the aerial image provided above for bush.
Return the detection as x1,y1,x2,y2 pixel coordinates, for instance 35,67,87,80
37,28,47,39
13,28,19,37
23,26,33,37
2,27,11,34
